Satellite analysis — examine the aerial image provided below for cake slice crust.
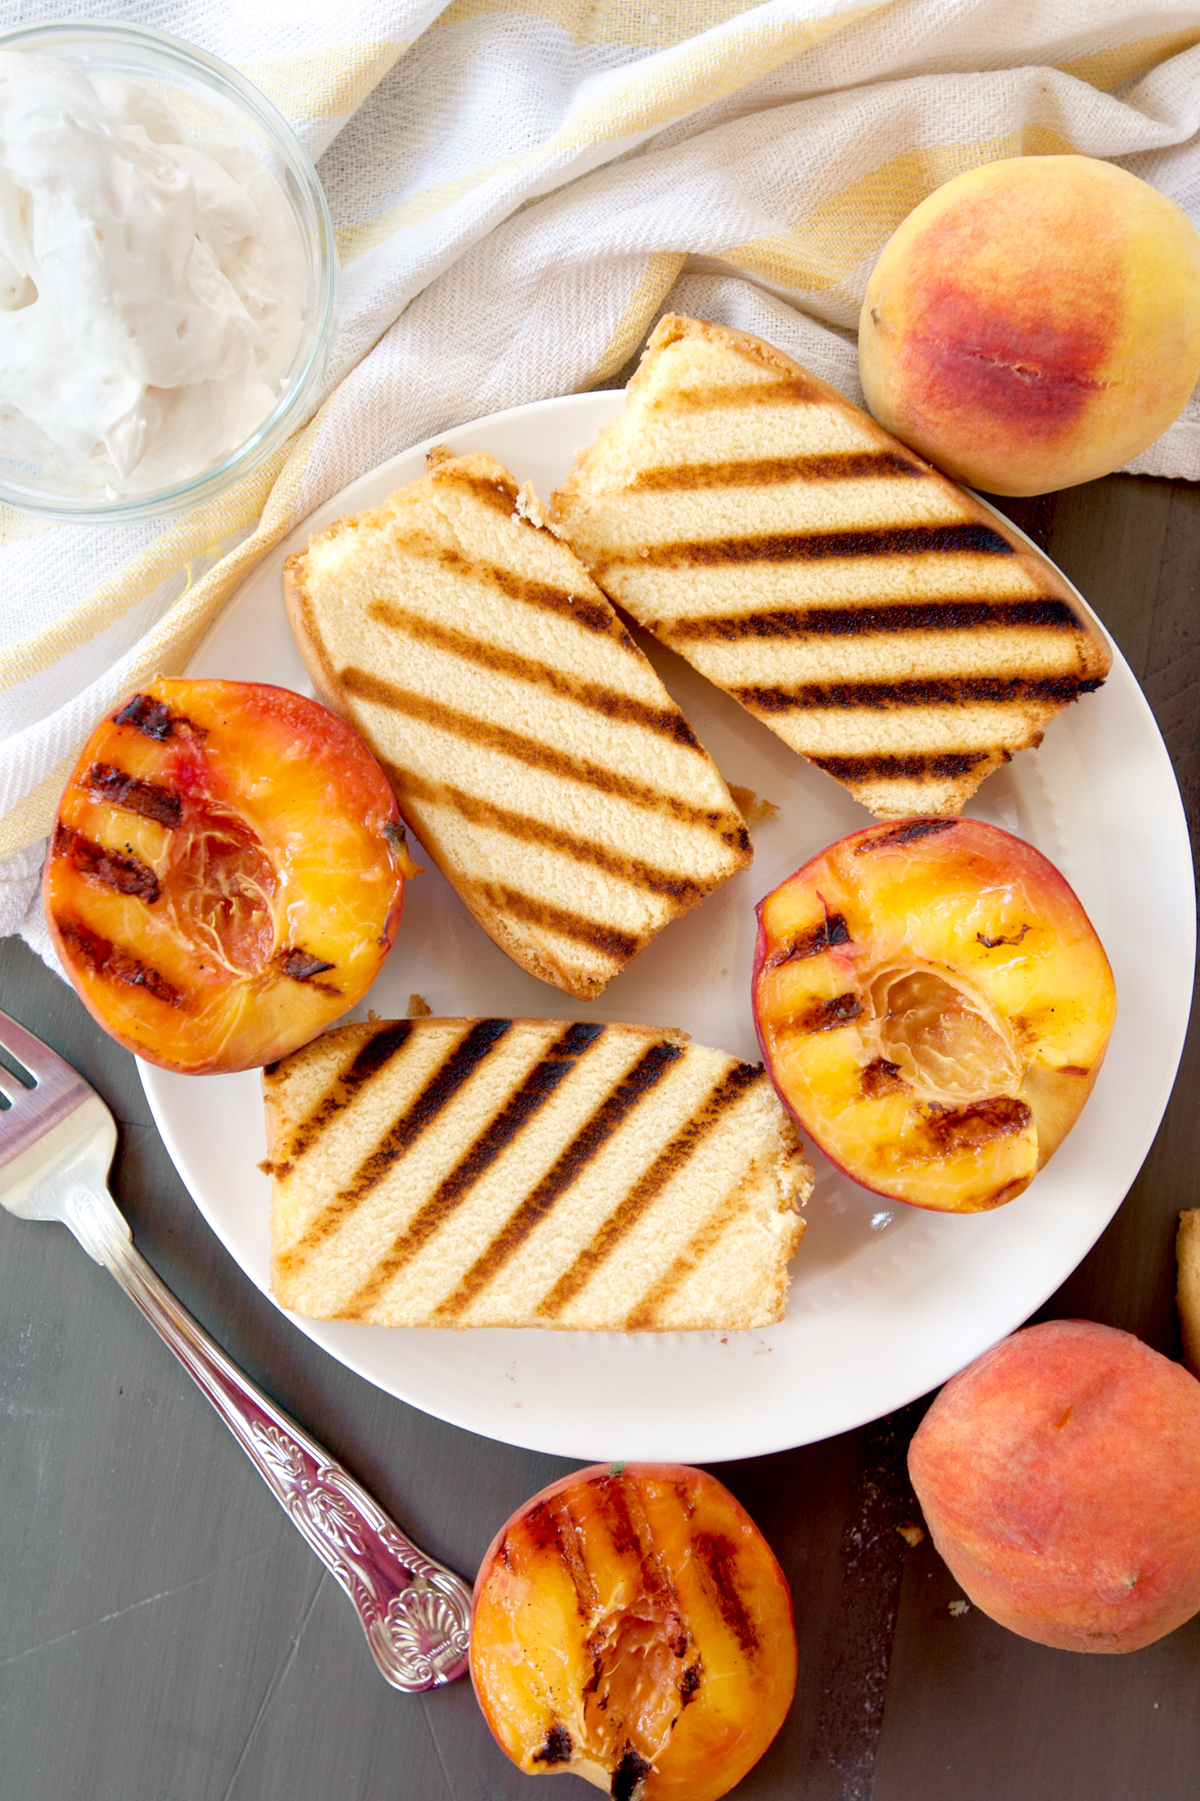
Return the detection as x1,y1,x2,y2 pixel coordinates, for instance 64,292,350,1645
284,447,751,999
265,1017,811,1332
550,315,1112,819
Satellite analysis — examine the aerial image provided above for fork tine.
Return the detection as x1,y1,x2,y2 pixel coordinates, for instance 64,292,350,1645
0,1006,67,1088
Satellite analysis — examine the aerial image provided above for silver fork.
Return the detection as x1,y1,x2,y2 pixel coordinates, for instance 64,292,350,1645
0,1005,472,1692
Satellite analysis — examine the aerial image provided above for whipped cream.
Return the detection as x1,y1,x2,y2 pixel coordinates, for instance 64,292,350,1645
0,51,307,497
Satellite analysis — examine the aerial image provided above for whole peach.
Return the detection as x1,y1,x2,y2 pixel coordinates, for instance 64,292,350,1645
909,1320,1200,1651
859,156,1200,495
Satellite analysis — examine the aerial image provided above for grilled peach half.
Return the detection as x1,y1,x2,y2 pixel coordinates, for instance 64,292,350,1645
45,678,417,1074
752,818,1115,1213
471,1463,796,1801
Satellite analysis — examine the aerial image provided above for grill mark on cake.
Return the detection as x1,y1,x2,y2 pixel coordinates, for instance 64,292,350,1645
433,1040,683,1318
283,1021,414,1162
736,674,1103,713
597,522,1014,573
339,667,729,830
481,885,643,960
668,596,1084,642
395,770,718,904
340,1023,605,1315
666,376,820,409
86,762,182,827
623,1182,748,1329
55,824,160,903
432,470,518,513
386,536,632,643
276,1019,513,1273
535,1062,763,1319
367,600,702,749
53,915,179,1006
627,450,924,489
812,751,995,782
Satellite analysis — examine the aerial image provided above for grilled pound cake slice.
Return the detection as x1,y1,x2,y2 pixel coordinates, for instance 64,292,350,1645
550,315,1112,819
264,1016,811,1331
284,449,750,1001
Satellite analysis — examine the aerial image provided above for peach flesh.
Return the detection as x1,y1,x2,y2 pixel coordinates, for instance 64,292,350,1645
909,1321,1200,1652
45,679,413,1073
859,156,1200,495
752,818,1116,1212
470,1463,797,1801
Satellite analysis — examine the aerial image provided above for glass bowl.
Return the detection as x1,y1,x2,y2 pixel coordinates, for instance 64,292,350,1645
0,20,337,522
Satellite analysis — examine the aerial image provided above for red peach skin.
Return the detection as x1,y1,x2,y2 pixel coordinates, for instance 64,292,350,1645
859,157,1200,496
909,1320,1200,1651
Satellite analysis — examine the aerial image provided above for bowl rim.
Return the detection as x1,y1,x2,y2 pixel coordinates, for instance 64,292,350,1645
0,19,338,523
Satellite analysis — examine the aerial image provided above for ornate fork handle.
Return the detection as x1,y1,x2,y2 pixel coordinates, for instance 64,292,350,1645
65,1177,472,1692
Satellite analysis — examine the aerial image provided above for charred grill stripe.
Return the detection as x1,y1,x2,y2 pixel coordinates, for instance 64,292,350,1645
55,824,159,903
276,1019,513,1273
532,1725,574,1767
926,1095,1033,1152
628,451,923,489
592,1471,650,1563
813,752,994,781
693,1531,759,1654
278,947,336,982
669,597,1083,641
489,563,629,641
340,1023,605,1314
526,1494,603,1616
600,523,1014,572
368,601,703,750
433,1041,683,1318
798,992,862,1032
738,674,1103,713
623,1183,748,1330
861,1057,907,1098
612,1750,653,1801
431,470,519,512
282,1021,414,1162
535,1063,763,1319
395,769,723,904
53,915,179,1006
112,693,178,739
86,762,182,828
858,818,959,850
393,536,632,643
679,1660,702,1705
480,886,642,961
590,1475,684,1614
338,668,726,831
667,377,819,409
767,912,851,968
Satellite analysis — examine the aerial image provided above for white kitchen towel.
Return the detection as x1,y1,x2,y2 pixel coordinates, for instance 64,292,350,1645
4,0,1200,961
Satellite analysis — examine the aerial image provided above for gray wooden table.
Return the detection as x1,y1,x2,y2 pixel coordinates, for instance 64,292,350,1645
2,471,1198,1801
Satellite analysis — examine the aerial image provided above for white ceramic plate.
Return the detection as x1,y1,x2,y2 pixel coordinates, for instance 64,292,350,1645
140,391,1195,1463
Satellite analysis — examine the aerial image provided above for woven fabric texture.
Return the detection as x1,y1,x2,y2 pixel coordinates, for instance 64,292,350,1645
4,0,1200,957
